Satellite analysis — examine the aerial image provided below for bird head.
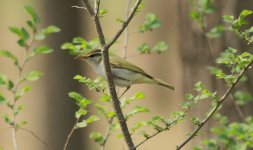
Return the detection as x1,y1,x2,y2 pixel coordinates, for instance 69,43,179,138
75,49,102,66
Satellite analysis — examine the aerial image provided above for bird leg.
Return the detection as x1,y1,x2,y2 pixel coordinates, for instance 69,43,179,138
119,86,130,99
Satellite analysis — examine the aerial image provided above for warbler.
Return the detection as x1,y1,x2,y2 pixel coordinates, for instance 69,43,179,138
77,49,175,93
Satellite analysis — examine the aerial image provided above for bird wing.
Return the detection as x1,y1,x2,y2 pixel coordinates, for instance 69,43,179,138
109,56,153,78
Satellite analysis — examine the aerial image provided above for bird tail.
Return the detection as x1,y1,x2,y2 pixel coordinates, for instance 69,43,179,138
154,78,175,90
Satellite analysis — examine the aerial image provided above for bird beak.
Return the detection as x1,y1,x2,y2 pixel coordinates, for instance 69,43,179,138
74,55,85,60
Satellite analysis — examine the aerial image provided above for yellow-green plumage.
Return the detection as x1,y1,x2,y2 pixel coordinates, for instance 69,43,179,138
79,49,175,90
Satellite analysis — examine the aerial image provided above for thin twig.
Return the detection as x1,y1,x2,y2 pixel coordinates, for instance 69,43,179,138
135,91,198,149
100,117,114,150
200,17,216,57
106,0,143,49
10,38,35,150
81,0,143,149
230,94,245,121
123,0,132,59
20,128,52,150
99,89,129,149
63,118,79,150
176,60,253,150
81,0,106,46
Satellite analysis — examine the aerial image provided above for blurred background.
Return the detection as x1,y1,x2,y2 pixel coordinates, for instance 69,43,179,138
0,0,253,150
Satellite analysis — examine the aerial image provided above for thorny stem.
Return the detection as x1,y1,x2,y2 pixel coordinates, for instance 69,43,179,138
81,0,143,149
63,118,80,150
176,60,253,150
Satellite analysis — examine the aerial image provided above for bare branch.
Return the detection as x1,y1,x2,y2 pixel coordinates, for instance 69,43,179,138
20,128,51,150
230,94,245,121
81,0,106,46
81,0,143,149
63,118,79,150
123,0,132,58
135,92,197,149
106,0,143,49
176,60,253,150
100,118,114,150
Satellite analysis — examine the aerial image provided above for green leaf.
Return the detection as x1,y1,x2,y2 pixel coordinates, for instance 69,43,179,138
0,50,18,65
20,27,30,41
99,94,111,102
126,106,149,120
75,109,87,118
9,27,30,47
153,41,169,54
190,11,201,21
33,45,53,55
9,27,22,36
15,86,32,100
14,105,26,116
3,114,12,125
86,115,100,123
68,91,92,107
139,13,161,32
9,27,29,40
75,120,87,128
99,9,108,17
185,93,194,100
194,81,203,92
16,120,28,129
239,10,253,19
42,25,61,34
35,26,60,40
0,74,7,85
135,2,144,14
24,71,42,81
207,25,226,38
223,15,234,23
134,92,145,99
61,43,75,50
131,121,148,133
0,93,6,104
116,18,125,23
137,43,151,54
121,92,145,108
68,92,84,102
25,5,40,24
234,91,253,105
8,80,14,90
89,132,104,144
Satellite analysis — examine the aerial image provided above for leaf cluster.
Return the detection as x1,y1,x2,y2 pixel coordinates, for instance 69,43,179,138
0,5,60,131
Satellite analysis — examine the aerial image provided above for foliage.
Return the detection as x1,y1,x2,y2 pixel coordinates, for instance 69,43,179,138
0,5,60,149
194,115,253,150
191,7,253,150
2,1,252,150
136,13,169,54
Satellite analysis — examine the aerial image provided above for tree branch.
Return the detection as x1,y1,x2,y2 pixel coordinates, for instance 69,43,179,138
122,0,132,58
176,60,253,150
81,0,143,149
63,118,79,150
106,0,142,49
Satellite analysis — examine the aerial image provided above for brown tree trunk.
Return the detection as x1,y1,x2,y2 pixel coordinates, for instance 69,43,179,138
42,0,85,149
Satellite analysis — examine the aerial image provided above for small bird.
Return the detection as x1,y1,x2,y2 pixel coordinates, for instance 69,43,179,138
77,49,175,94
